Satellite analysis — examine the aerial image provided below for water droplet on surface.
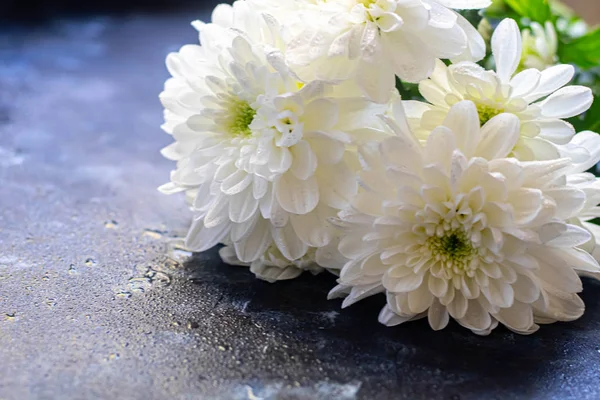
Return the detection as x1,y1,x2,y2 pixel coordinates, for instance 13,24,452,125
166,240,192,264
4,313,16,321
128,277,150,293
107,353,120,361
145,268,171,288
142,229,164,240
84,258,97,267
115,291,132,299
104,220,118,229
68,264,78,275
45,299,57,308
187,320,199,329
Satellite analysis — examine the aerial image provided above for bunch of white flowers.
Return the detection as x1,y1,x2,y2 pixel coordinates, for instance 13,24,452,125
160,0,600,335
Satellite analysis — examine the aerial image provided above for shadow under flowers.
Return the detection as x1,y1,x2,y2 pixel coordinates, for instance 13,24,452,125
180,248,600,400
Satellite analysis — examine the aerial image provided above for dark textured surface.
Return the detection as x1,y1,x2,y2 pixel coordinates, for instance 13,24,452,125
2,10,600,400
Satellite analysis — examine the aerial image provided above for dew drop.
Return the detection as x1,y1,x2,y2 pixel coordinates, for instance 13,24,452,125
104,220,118,229
142,229,164,240
68,264,78,275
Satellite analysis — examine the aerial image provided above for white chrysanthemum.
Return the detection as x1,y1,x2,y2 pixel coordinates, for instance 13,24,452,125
256,0,490,103
159,7,384,275
563,132,600,269
219,244,323,282
520,21,558,72
406,18,593,162
330,100,600,335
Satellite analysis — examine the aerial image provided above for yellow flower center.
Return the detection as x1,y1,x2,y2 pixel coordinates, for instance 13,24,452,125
427,230,477,275
228,99,256,137
476,104,503,125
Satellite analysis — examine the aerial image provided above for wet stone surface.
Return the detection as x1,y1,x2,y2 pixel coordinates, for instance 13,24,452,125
2,9,600,400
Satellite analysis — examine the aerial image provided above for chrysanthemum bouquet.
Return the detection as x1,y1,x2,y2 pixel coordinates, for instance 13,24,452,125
159,0,600,335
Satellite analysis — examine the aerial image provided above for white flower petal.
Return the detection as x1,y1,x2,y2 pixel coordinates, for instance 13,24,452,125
428,274,449,298
482,279,514,308
427,298,450,330
476,113,521,159
378,304,417,327
275,173,319,214
535,287,584,322
540,86,593,118
523,64,574,103
221,170,252,195
424,126,456,172
447,292,468,319
570,131,600,173
442,100,480,158
512,273,540,304
233,217,271,263
306,134,345,165
451,12,486,62
408,283,435,314
230,213,259,243
540,223,591,247
289,207,333,248
303,98,339,131
377,12,404,33
271,222,309,261
204,195,230,228
185,217,230,252
533,249,583,293
428,2,458,29
219,245,247,266
250,263,303,283
383,32,435,84
434,0,491,9
342,283,385,308
510,68,541,98
384,271,424,293
418,79,448,107
458,300,492,332
229,189,259,223
491,19,522,83
496,301,536,334
290,140,318,181
318,162,358,210
356,58,395,103
537,119,575,145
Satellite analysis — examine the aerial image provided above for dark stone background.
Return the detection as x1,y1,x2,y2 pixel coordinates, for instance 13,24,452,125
2,4,600,400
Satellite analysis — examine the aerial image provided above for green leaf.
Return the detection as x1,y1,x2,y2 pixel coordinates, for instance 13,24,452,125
558,27,600,70
504,0,552,24
395,78,422,101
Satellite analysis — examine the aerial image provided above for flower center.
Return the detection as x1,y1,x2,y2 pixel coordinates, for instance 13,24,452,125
476,104,503,126
228,99,256,137
427,229,477,275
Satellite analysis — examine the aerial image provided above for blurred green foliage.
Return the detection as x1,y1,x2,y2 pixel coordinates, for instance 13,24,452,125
503,0,553,24
559,28,600,70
